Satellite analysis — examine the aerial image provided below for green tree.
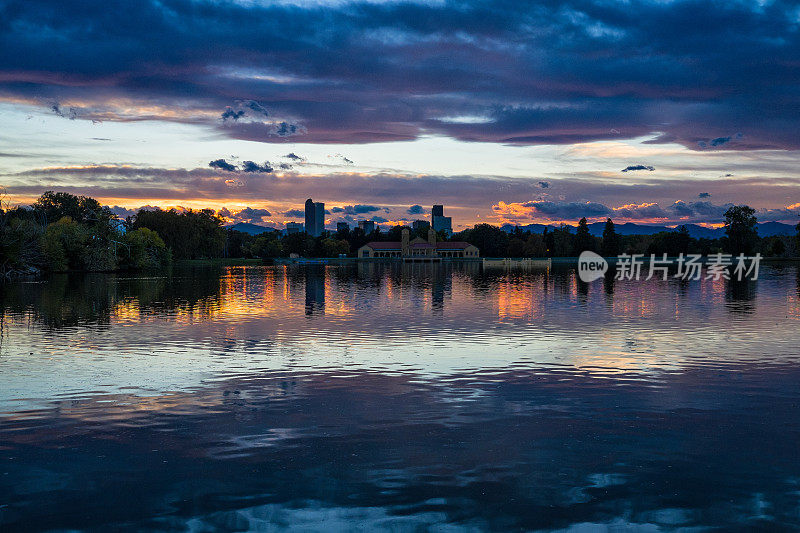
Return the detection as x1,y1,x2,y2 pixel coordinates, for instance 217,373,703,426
41,217,87,271
454,224,508,257
723,205,759,255
523,233,547,257
321,238,350,257
600,218,620,257
573,217,595,254
123,228,171,269
550,225,574,257
133,208,225,259
282,232,315,257
32,191,113,225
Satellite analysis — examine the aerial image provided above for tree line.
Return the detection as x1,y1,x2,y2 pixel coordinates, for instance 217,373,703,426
2,192,799,277
453,206,799,258
1,191,170,277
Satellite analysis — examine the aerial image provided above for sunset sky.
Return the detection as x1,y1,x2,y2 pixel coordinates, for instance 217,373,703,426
1,0,799,230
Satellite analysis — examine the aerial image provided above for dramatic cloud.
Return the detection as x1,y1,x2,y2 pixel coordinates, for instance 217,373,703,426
1,1,799,150
284,209,305,218
241,161,273,173
698,192,711,198
538,181,550,189
209,159,237,172
221,108,245,121
698,133,744,149
330,205,382,215
407,204,425,215
621,165,655,173
218,206,273,224
6,164,800,225
493,199,800,225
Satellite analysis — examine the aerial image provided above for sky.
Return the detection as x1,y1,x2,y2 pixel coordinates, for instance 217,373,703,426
0,0,799,230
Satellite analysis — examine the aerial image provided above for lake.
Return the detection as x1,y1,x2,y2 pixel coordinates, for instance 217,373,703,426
1,263,800,531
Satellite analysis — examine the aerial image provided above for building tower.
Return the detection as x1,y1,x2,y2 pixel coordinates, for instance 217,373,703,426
431,204,452,236
314,201,325,236
304,198,317,237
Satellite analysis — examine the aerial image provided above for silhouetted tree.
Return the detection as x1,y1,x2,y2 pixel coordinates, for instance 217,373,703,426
453,224,509,257
722,205,759,255
32,191,113,226
600,218,620,256
573,217,595,254
133,208,225,259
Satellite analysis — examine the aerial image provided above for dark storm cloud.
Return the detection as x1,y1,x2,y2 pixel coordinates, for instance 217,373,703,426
2,0,798,149
209,159,237,172
241,161,273,173
221,108,245,121
330,205,382,215
284,209,305,218
221,206,272,224
698,192,711,198
407,204,424,215
621,165,655,173
538,181,550,189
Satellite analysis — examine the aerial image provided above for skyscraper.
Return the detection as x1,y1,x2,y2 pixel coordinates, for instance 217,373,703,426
305,198,317,236
314,202,325,236
305,198,326,237
431,205,452,236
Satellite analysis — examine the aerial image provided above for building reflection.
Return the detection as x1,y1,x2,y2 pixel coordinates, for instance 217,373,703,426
304,266,326,316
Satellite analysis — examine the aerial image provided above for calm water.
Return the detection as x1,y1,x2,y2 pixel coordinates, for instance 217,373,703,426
1,263,800,531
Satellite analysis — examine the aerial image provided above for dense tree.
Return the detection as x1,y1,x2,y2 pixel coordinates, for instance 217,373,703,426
32,191,113,226
600,218,620,257
453,224,509,257
250,232,284,259
646,226,691,256
132,208,225,259
549,225,574,257
573,217,596,254
723,205,759,255
122,228,171,269
321,238,350,257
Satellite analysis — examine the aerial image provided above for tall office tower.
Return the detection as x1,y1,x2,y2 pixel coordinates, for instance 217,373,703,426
314,202,325,236
431,205,452,236
305,198,317,236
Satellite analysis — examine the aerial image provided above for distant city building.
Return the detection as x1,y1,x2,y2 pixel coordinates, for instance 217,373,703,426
304,198,325,237
358,227,478,259
286,222,304,234
431,205,452,236
315,202,325,235
358,220,376,234
336,222,350,233
412,220,430,233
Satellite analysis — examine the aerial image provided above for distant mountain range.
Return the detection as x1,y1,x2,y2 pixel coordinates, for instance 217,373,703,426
227,222,276,235
500,221,797,239
228,220,797,239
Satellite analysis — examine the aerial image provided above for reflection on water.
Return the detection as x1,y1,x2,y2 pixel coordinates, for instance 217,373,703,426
1,263,800,531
